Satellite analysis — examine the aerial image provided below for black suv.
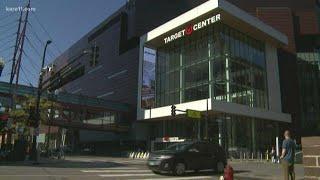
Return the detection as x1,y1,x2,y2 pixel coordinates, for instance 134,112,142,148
147,141,227,175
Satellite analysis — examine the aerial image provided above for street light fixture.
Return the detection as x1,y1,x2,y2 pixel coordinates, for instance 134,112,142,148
32,40,52,164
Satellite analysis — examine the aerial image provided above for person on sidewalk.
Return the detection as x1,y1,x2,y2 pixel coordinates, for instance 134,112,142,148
280,130,296,180
270,146,276,163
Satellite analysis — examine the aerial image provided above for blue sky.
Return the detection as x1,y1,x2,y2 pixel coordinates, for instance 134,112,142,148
0,0,126,86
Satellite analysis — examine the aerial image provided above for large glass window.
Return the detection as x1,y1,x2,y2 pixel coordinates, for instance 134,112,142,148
218,24,268,108
154,23,268,109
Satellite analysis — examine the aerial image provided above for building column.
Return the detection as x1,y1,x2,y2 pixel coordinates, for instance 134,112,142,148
225,55,230,102
217,119,223,146
180,48,183,103
251,118,256,152
208,40,212,99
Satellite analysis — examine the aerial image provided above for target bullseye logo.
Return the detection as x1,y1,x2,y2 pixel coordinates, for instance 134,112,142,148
163,14,221,44
185,25,193,35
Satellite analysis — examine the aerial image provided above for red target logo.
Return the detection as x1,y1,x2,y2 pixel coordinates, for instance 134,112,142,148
185,25,193,35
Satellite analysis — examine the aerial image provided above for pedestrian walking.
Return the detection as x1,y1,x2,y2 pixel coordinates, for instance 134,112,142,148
270,146,276,163
280,130,296,180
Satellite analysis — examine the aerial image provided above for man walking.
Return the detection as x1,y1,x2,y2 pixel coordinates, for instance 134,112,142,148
280,130,296,180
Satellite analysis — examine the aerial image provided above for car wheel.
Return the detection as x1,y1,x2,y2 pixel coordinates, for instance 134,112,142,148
216,161,225,173
152,170,160,174
174,162,186,176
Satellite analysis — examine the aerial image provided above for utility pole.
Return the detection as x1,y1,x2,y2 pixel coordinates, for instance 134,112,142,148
14,0,30,87
9,11,23,109
9,11,23,85
6,0,29,150
9,0,30,108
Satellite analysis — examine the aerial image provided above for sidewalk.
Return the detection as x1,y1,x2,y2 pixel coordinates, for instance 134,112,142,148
0,158,65,166
231,161,304,180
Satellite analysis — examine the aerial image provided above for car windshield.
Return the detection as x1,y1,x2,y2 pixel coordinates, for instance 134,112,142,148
165,142,192,151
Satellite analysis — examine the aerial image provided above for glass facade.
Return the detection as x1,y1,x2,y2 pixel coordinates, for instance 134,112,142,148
149,114,280,154
297,52,320,134
155,24,268,109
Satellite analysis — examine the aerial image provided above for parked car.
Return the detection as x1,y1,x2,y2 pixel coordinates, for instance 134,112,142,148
147,141,227,175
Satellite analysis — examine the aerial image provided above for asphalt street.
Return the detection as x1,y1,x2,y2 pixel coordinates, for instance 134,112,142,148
0,156,304,180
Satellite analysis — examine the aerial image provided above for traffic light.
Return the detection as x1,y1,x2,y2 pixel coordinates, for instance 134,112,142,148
171,105,176,116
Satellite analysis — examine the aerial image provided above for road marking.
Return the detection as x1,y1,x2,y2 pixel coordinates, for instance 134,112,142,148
82,169,150,173
80,167,139,171
0,175,96,177
131,176,213,180
99,173,155,177
111,160,147,164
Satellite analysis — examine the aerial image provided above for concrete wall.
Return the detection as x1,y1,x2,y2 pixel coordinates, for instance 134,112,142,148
302,137,320,179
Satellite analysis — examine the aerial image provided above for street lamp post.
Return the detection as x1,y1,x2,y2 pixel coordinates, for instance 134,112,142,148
32,40,51,164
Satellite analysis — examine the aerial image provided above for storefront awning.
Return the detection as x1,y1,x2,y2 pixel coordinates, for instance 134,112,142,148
138,98,291,123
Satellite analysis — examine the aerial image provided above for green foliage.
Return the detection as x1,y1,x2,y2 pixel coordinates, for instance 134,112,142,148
9,95,60,127
9,109,28,123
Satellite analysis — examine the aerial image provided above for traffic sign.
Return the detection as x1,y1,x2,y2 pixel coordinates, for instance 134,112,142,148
186,109,201,119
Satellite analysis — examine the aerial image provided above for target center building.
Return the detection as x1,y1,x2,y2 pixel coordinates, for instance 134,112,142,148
137,0,291,152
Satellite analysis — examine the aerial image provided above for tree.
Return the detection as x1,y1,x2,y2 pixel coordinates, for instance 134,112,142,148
9,95,60,128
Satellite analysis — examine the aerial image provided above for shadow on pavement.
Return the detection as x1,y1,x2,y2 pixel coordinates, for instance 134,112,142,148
155,170,250,177
0,159,131,169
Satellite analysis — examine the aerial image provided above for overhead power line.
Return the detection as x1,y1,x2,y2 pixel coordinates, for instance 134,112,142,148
0,19,18,28
0,23,19,35
0,37,16,46
0,46,14,53
0,33,16,42
31,11,62,54
27,22,56,60
22,49,40,72
20,67,35,86
21,64,37,84
0,11,17,22
25,35,42,58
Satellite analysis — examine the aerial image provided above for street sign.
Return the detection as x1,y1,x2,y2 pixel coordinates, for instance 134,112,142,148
186,109,201,119
37,134,46,143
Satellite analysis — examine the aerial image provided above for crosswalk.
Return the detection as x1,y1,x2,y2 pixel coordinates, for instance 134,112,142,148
79,167,217,179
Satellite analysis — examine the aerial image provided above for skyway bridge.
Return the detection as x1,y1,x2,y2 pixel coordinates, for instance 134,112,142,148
0,81,131,133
